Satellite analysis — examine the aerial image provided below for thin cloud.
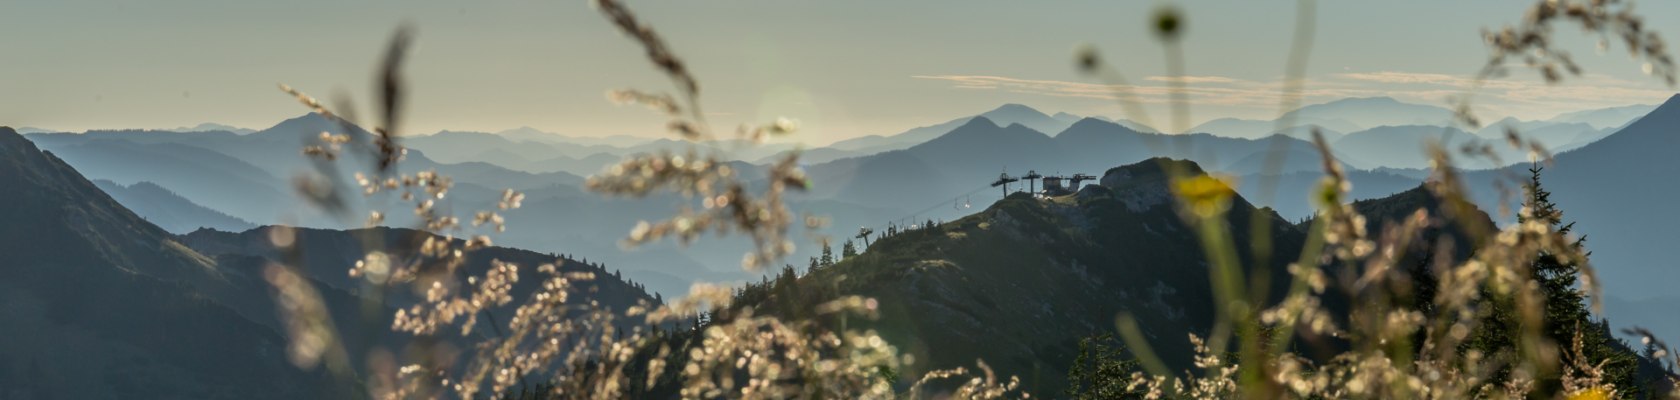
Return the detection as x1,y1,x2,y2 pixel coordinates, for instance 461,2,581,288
1144,75,1243,84
1335,71,1484,88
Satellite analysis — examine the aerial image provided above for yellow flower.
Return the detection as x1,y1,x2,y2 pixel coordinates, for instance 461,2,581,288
1174,174,1237,218
1568,388,1610,400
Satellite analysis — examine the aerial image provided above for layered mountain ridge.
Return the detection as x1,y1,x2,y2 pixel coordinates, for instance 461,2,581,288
0,126,657,398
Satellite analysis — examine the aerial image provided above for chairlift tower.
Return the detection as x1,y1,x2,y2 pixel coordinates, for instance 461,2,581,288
1022,170,1044,195
990,172,1019,197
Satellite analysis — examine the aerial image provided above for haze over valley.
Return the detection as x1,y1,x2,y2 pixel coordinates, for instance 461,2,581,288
6,0,1680,398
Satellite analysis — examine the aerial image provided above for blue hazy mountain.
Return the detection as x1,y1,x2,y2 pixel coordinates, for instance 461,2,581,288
1282,96,1455,128
825,104,1084,154
0,125,659,397
861,98,1461,148
978,103,1074,134
1188,97,1455,140
417,129,654,160
1229,94,1680,309
1237,168,1427,220
171,122,255,134
800,117,1046,212
0,126,333,398
1546,103,1658,129
27,136,294,223
479,149,625,175
1055,112,1164,134
1051,118,1340,175
1473,117,1611,152
911,117,1061,169
1468,94,1680,299
825,123,961,153
1460,96,1680,342
1115,120,1161,134
787,116,1358,261
1474,117,1569,138
800,115,1364,218
19,115,751,295
15,126,62,134
1187,117,1357,140
30,114,586,226
92,180,256,233
408,130,594,164
1185,117,1273,138
1331,125,1491,169
495,126,654,148
752,146,866,165
1050,111,1083,124
1223,95,1680,342
25,98,1678,331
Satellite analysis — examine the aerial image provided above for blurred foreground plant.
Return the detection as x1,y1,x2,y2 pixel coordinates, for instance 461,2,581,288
263,0,1030,398
257,0,1680,398
1072,0,1678,399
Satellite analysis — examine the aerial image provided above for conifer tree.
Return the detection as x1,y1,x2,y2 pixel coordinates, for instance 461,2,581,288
819,241,835,267
1470,164,1641,395
1520,164,1639,394
1065,334,1142,399
841,239,857,259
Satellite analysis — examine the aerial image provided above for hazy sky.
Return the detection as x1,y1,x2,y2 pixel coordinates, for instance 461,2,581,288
3,0,1677,144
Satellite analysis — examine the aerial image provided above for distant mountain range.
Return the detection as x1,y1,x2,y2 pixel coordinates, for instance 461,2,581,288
26,113,586,225
405,130,627,175
823,104,1149,155
15,95,1673,327
0,127,332,398
1184,97,1632,157
171,122,256,134
0,126,654,398
15,115,752,295
1464,94,1680,299
1282,96,1457,129
490,126,654,148
1331,125,1485,169
1230,94,1680,343
92,180,256,233
799,116,1344,216
1187,117,1351,141
1473,117,1611,152
1184,97,1451,139
5,90,1676,396
15,126,61,134
1546,104,1657,129
319,98,1648,187
798,95,1680,346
